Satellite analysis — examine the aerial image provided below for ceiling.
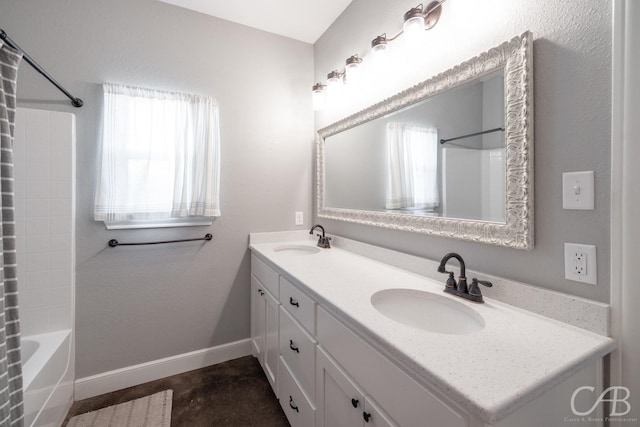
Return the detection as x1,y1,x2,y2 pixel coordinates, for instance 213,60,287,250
157,0,354,44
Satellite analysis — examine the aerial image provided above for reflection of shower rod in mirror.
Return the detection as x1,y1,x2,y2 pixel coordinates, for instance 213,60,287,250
440,127,505,145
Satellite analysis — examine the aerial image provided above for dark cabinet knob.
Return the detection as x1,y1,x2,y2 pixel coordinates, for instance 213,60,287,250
351,398,359,408
363,412,371,422
289,297,299,307
289,339,300,353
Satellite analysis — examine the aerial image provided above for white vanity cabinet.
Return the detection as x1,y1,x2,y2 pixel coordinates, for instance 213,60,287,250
250,254,280,392
251,253,319,426
251,252,465,427
250,241,611,427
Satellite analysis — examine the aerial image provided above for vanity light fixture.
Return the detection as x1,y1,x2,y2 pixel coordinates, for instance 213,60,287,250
312,0,446,110
327,70,344,87
403,4,426,37
312,83,326,111
404,2,443,33
325,70,345,107
344,54,363,83
371,34,389,57
403,2,443,41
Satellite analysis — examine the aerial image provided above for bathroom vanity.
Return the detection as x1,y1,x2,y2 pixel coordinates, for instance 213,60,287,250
249,231,615,427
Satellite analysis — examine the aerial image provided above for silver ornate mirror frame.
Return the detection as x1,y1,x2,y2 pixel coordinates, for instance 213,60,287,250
316,32,534,249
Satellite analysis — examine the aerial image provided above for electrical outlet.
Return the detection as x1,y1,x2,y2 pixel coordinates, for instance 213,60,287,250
295,211,303,226
564,243,597,285
573,251,587,276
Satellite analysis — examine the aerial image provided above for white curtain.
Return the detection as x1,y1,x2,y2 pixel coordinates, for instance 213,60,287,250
386,123,439,210
95,83,221,222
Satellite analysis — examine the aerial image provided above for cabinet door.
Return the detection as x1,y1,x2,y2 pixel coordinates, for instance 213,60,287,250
250,277,265,361
264,289,279,394
363,396,398,427
316,346,364,427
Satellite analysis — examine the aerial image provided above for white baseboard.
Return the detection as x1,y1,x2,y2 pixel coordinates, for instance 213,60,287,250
74,338,252,400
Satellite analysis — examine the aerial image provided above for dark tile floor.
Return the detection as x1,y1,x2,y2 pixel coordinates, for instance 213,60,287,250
63,356,290,427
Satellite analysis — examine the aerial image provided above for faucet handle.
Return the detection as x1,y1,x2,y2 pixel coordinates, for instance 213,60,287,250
445,272,457,290
316,235,332,249
469,278,493,298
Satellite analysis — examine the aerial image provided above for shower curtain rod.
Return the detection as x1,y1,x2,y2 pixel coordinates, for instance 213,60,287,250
0,29,83,108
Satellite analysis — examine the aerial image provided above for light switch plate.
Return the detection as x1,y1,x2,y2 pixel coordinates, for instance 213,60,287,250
564,243,597,285
563,171,594,210
295,211,304,226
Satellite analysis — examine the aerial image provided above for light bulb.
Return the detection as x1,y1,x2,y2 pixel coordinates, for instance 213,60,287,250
371,35,388,62
326,70,344,106
327,70,343,88
344,55,363,84
312,83,325,111
403,6,425,42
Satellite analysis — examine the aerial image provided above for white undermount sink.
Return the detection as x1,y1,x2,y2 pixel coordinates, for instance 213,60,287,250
371,289,485,335
273,244,320,255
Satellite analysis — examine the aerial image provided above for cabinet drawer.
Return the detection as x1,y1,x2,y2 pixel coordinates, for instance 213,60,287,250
280,276,316,335
251,254,279,297
280,307,316,403
278,357,315,427
317,307,468,427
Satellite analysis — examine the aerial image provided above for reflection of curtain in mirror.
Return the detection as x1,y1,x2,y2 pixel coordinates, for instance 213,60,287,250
385,123,439,210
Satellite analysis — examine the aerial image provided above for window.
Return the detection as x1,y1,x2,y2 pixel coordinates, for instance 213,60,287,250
94,83,221,228
385,123,439,210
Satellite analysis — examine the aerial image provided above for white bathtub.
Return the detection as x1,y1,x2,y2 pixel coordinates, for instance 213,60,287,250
22,330,73,427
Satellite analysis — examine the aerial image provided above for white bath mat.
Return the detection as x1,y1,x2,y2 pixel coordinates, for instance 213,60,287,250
67,390,172,427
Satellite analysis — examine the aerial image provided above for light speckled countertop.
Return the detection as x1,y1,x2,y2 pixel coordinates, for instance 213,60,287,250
249,235,616,424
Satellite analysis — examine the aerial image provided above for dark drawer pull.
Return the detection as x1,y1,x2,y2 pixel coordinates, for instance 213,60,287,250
363,411,371,422
289,396,299,412
351,398,359,408
289,339,300,353
289,297,299,307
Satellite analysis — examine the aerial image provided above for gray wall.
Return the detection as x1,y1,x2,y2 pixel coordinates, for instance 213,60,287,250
314,0,611,302
0,0,313,377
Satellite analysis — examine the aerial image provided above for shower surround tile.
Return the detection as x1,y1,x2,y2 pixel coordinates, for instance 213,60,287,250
14,108,75,337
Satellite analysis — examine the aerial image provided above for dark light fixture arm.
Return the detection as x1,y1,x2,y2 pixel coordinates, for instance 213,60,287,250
0,28,83,108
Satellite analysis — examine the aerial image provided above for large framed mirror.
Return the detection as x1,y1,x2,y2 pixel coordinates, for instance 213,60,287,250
316,32,533,249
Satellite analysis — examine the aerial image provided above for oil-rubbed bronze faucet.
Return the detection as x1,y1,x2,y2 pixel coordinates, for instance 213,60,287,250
437,252,492,303
309,224,331,248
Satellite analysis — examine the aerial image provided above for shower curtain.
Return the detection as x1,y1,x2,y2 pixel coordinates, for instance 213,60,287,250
0,41,24,426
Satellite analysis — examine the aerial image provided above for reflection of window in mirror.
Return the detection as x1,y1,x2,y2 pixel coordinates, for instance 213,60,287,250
385,123,439,215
